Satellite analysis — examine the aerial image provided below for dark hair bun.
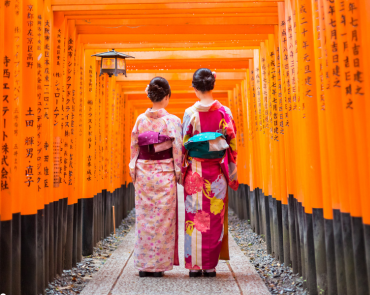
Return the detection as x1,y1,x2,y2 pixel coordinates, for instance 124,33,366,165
147,77,171,102
192,68,215,92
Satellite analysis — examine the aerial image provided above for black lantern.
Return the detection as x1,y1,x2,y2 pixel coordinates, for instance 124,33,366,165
92,49,135,77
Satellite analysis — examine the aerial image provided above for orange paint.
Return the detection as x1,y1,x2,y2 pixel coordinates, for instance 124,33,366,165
43,0,54,206
240,80,251,188
104,74,110,189
65,21,76,205
77,24,275,35
344,0,369,219
253,51,263,190
320,0,347,217
82,49,97,198
277,4,295,199
75,43,85,202
289,0,305,207
260,41,273,198
269,33,288,205
52,12,65,202
36,0,45,210
11,0,23,215
360,0,370,224
1,0,14,220
245,70,256,190
296,0,323,213
334,0,359,215
0,0,3,220
22,0,38,215
311,0,332,219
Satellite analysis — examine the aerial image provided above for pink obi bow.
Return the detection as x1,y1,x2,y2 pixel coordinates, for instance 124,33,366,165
138,131,172,152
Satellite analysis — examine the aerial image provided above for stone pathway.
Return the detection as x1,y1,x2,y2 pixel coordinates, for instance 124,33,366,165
81,186,270,295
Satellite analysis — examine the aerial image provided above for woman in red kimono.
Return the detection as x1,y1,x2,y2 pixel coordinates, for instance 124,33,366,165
182,68,239,277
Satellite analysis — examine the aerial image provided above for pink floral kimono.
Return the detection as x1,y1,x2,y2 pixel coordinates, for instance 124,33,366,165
129,108,182,272
182,100,239,270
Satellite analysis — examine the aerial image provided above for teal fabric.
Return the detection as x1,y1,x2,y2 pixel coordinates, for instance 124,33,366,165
184,132,226,159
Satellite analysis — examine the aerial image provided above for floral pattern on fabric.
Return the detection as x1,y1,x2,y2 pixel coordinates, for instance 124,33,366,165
181,100,238,189
185,233,192,258
133,159,177,272
129,108,182,183
130,108,182,272
184,171,204,194
185,221,194,236
211,174,227,199
182,100,238,270
203,179,224,215
185,194,202,213
194,211,210,233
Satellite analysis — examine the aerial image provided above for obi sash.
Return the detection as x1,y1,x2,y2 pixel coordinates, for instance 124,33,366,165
138,131,173,160
184,132,229,159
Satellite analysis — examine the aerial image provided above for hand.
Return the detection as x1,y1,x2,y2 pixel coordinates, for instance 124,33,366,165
177,175,183,186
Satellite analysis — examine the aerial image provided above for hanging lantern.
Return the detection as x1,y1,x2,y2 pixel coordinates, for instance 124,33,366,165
92,49,135,77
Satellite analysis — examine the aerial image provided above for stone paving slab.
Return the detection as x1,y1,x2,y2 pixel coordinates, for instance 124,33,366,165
81,230,135,295
82,186,270,295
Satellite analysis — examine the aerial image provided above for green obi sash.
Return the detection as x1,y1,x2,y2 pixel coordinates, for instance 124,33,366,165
184,132,228,159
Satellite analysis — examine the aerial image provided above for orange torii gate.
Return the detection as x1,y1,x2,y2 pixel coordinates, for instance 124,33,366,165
0,1,370,295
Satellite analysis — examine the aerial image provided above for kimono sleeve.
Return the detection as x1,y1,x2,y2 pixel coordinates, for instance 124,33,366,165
222,106,239,190
224,106,238,161
182,110,193,154
129,115,142,183
179,110,194,185
166,115,183,182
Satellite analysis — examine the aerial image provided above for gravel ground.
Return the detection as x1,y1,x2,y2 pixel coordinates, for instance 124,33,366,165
228,208,308,295
45,209,136,295
46,206,308,295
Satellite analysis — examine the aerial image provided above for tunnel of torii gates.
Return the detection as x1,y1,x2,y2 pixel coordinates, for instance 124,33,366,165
0,0,370,294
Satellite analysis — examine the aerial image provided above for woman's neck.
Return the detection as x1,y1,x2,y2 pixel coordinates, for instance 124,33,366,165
151,101,166,111
198,91,214,105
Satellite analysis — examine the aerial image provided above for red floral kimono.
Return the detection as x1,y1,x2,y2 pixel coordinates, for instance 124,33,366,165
181,100,239,270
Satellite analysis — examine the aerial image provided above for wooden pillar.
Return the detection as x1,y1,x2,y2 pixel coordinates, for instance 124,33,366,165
296,0,324,292
12,0,23,293
82,49,96,255
75,43,84,262
43,0,54,283
269,32,290,267
310,0,329,292
332,1,358,294
359,0,370,289
343,0,369,292
63,20,76,270
0,0,3,289
21,0,38,293
52,11,65,276
0,1,15,293
35,0,46,292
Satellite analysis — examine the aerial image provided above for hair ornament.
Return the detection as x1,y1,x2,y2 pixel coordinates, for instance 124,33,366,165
212,71,217,78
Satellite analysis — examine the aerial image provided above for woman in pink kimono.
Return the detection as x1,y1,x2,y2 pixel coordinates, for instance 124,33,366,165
182,68,239,277
129,77,182,277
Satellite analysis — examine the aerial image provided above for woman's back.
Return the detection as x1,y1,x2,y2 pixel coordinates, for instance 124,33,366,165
135,109,180,140
129,77,182,277
181,68,239,277
183,100,234,132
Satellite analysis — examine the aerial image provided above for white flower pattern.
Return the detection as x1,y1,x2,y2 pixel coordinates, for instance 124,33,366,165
129,108,182,272
185,194,202,213
211,174,227,200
